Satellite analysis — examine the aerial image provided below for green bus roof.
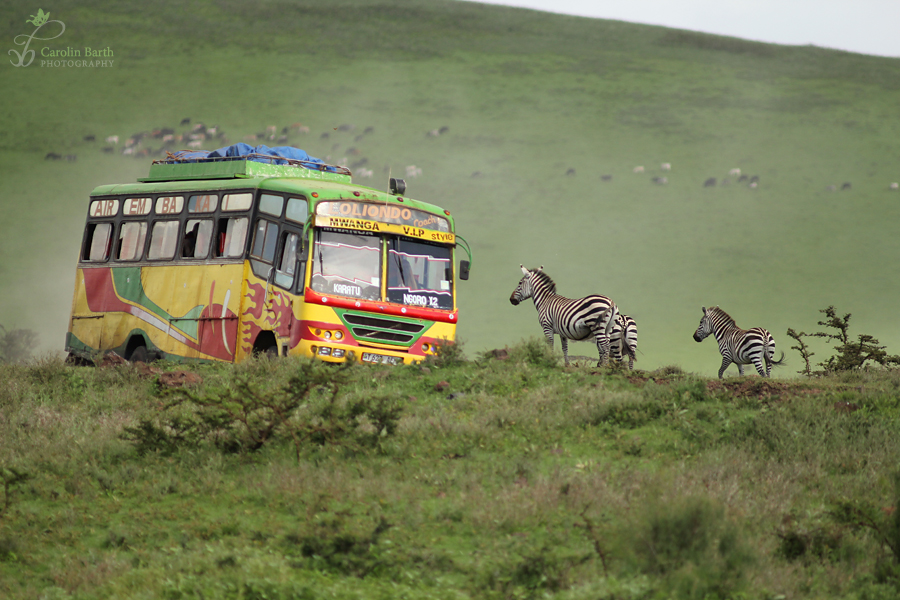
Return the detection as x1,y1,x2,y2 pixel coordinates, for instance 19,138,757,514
89,164,455,232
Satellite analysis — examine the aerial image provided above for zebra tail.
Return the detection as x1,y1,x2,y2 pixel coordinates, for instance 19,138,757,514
770,350,786,367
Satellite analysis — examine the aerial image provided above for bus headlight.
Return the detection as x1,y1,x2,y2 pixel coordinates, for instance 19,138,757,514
311,326,345,341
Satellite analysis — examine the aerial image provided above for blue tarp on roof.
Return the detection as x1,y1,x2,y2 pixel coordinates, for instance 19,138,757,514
171,143,334,170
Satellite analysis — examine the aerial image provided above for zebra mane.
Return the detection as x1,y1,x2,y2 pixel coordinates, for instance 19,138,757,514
530,268,557,293
708,306,735,327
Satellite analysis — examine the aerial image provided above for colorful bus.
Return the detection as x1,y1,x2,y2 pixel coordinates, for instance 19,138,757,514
66,145,471,365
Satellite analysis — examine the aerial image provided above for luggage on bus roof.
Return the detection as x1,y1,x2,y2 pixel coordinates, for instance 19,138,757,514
174,143,334,169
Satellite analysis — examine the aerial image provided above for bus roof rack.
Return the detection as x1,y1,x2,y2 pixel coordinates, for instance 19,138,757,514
141,144,352,183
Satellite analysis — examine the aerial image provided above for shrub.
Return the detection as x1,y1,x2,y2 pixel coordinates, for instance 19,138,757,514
586,394,667,429
776,525,846,563
830,471,900,577
632,496,753,599
786,327,815,376
122,357,403,459
788,306,900,375
286,514,393,577
507,337,559,368
427,337,467,368
0,465,30,519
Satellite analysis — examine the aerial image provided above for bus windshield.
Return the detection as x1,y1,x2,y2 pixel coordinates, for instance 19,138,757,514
387,238,453,310
311,230,381,300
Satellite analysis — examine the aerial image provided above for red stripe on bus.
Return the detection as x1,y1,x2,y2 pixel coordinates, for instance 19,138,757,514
303,288,457,323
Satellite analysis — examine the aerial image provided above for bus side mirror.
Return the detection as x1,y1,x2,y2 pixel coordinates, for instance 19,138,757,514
459,260,470,281
389,178,406,195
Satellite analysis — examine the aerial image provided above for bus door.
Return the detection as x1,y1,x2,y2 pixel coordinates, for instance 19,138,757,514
272,225,304,347
246,198,292,351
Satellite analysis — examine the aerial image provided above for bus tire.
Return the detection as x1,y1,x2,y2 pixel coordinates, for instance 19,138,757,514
252,332,278,357
129,345,149,363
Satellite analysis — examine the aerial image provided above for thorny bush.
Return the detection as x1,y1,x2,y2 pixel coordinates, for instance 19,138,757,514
122,357,403,460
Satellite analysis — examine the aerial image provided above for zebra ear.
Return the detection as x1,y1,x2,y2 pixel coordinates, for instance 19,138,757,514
701,306,707,313
520,265,529,275
538,265,544,272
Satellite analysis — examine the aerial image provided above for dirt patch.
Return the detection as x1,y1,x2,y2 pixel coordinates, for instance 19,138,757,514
706,379,820,400
98,352,127,368
158,371,203,388
626,375,681,386
133,362,163,378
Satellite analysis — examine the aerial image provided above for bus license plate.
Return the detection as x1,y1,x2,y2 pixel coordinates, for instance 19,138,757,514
362,352,401,365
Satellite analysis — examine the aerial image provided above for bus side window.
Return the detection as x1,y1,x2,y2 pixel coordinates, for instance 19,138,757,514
182,219,212,259
83,222,113,262
250,219,279,263
148,221,180,260
215,217,248,258
116,222,148,261
273,231,299,290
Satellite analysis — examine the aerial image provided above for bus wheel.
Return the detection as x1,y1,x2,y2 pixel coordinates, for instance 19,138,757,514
129,345,149,363
252,332,278,358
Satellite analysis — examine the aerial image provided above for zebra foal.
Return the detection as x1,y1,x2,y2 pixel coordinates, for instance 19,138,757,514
610,313,638,369
509,265,618,366
693,306,784,378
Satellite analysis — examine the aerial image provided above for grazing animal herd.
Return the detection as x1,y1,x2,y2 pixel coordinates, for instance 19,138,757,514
510,266,782,378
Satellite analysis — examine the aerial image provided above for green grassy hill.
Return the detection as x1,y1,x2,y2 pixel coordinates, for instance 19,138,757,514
2,351,900,599
2,0,900,376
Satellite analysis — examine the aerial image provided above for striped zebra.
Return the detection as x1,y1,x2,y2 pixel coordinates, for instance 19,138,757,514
610,313,638,369
693,306,784,378
509,265,618,366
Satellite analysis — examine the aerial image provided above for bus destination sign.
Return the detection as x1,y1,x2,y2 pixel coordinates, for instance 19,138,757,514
316,201,450,232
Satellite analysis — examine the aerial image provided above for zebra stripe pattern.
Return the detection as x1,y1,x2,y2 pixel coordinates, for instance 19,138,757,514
693,306,784,378
610,313,638,369
510,265,619,366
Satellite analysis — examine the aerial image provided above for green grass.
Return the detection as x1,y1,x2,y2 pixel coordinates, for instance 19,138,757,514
2,349,900,598
2,0,900,378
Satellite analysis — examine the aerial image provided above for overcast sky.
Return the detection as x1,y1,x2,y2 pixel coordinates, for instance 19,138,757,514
462,0,900,58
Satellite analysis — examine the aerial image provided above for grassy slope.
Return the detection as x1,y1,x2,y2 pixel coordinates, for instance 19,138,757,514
1,351,900,599
1,0,900,376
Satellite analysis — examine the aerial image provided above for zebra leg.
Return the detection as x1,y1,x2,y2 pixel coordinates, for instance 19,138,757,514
755,358,768,378
737,364,744,376
595,335,610,367
542,326,555,353
560,337,569,366
598,306,617,366
718,357,732,379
